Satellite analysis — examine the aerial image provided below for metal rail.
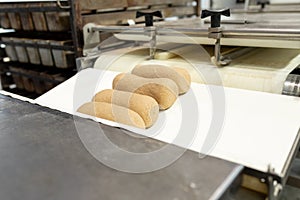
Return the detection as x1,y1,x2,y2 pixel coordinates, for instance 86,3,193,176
0,6,69,13
88,24,300,41
0,41,75,51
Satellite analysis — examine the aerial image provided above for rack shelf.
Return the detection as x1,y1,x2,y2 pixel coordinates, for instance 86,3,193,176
0,0,76,97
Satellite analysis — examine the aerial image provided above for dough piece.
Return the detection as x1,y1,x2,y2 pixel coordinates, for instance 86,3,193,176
131,64,191,94
112,73,178,110
154,51,176,60
93,89,159,128
77,102,145,129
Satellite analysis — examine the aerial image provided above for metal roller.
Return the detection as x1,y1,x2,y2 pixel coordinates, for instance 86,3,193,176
283,73,300,97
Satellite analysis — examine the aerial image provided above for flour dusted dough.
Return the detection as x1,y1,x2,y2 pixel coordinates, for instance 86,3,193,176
77,101,146,129
112,73,178,110
131,64,191,94
93,89,159,128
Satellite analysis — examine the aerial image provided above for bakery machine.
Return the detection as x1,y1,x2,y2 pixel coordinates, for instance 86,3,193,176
65,2,300,199
1,1,300,200
82,4,300,97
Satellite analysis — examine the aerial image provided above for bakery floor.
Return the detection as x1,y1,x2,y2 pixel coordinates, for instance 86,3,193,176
233,186,300,200
280,186,300,200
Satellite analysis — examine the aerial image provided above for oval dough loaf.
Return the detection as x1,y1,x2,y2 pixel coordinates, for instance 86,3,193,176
131,64,191,94
93,89,159,128
112,73,178,110
77,102,145,129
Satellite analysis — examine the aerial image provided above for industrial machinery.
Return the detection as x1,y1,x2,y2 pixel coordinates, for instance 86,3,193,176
81,3,300,97
1,1,300,200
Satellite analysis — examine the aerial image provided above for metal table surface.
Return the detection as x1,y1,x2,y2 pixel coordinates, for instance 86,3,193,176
0,94,242,200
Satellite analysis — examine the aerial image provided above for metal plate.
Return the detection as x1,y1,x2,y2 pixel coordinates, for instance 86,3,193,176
0,94,242,200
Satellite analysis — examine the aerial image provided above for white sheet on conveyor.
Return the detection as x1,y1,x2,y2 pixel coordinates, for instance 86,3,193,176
35,68,300,177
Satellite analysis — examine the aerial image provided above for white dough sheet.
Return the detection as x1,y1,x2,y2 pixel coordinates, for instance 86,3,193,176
35,68,300,177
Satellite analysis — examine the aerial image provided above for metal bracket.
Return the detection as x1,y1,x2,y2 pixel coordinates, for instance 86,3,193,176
201,9,231,67
267,165,283,200
136,11,162,59
145,26,157,59
56,0,71,9
208,27,231,66
83,23,101,56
